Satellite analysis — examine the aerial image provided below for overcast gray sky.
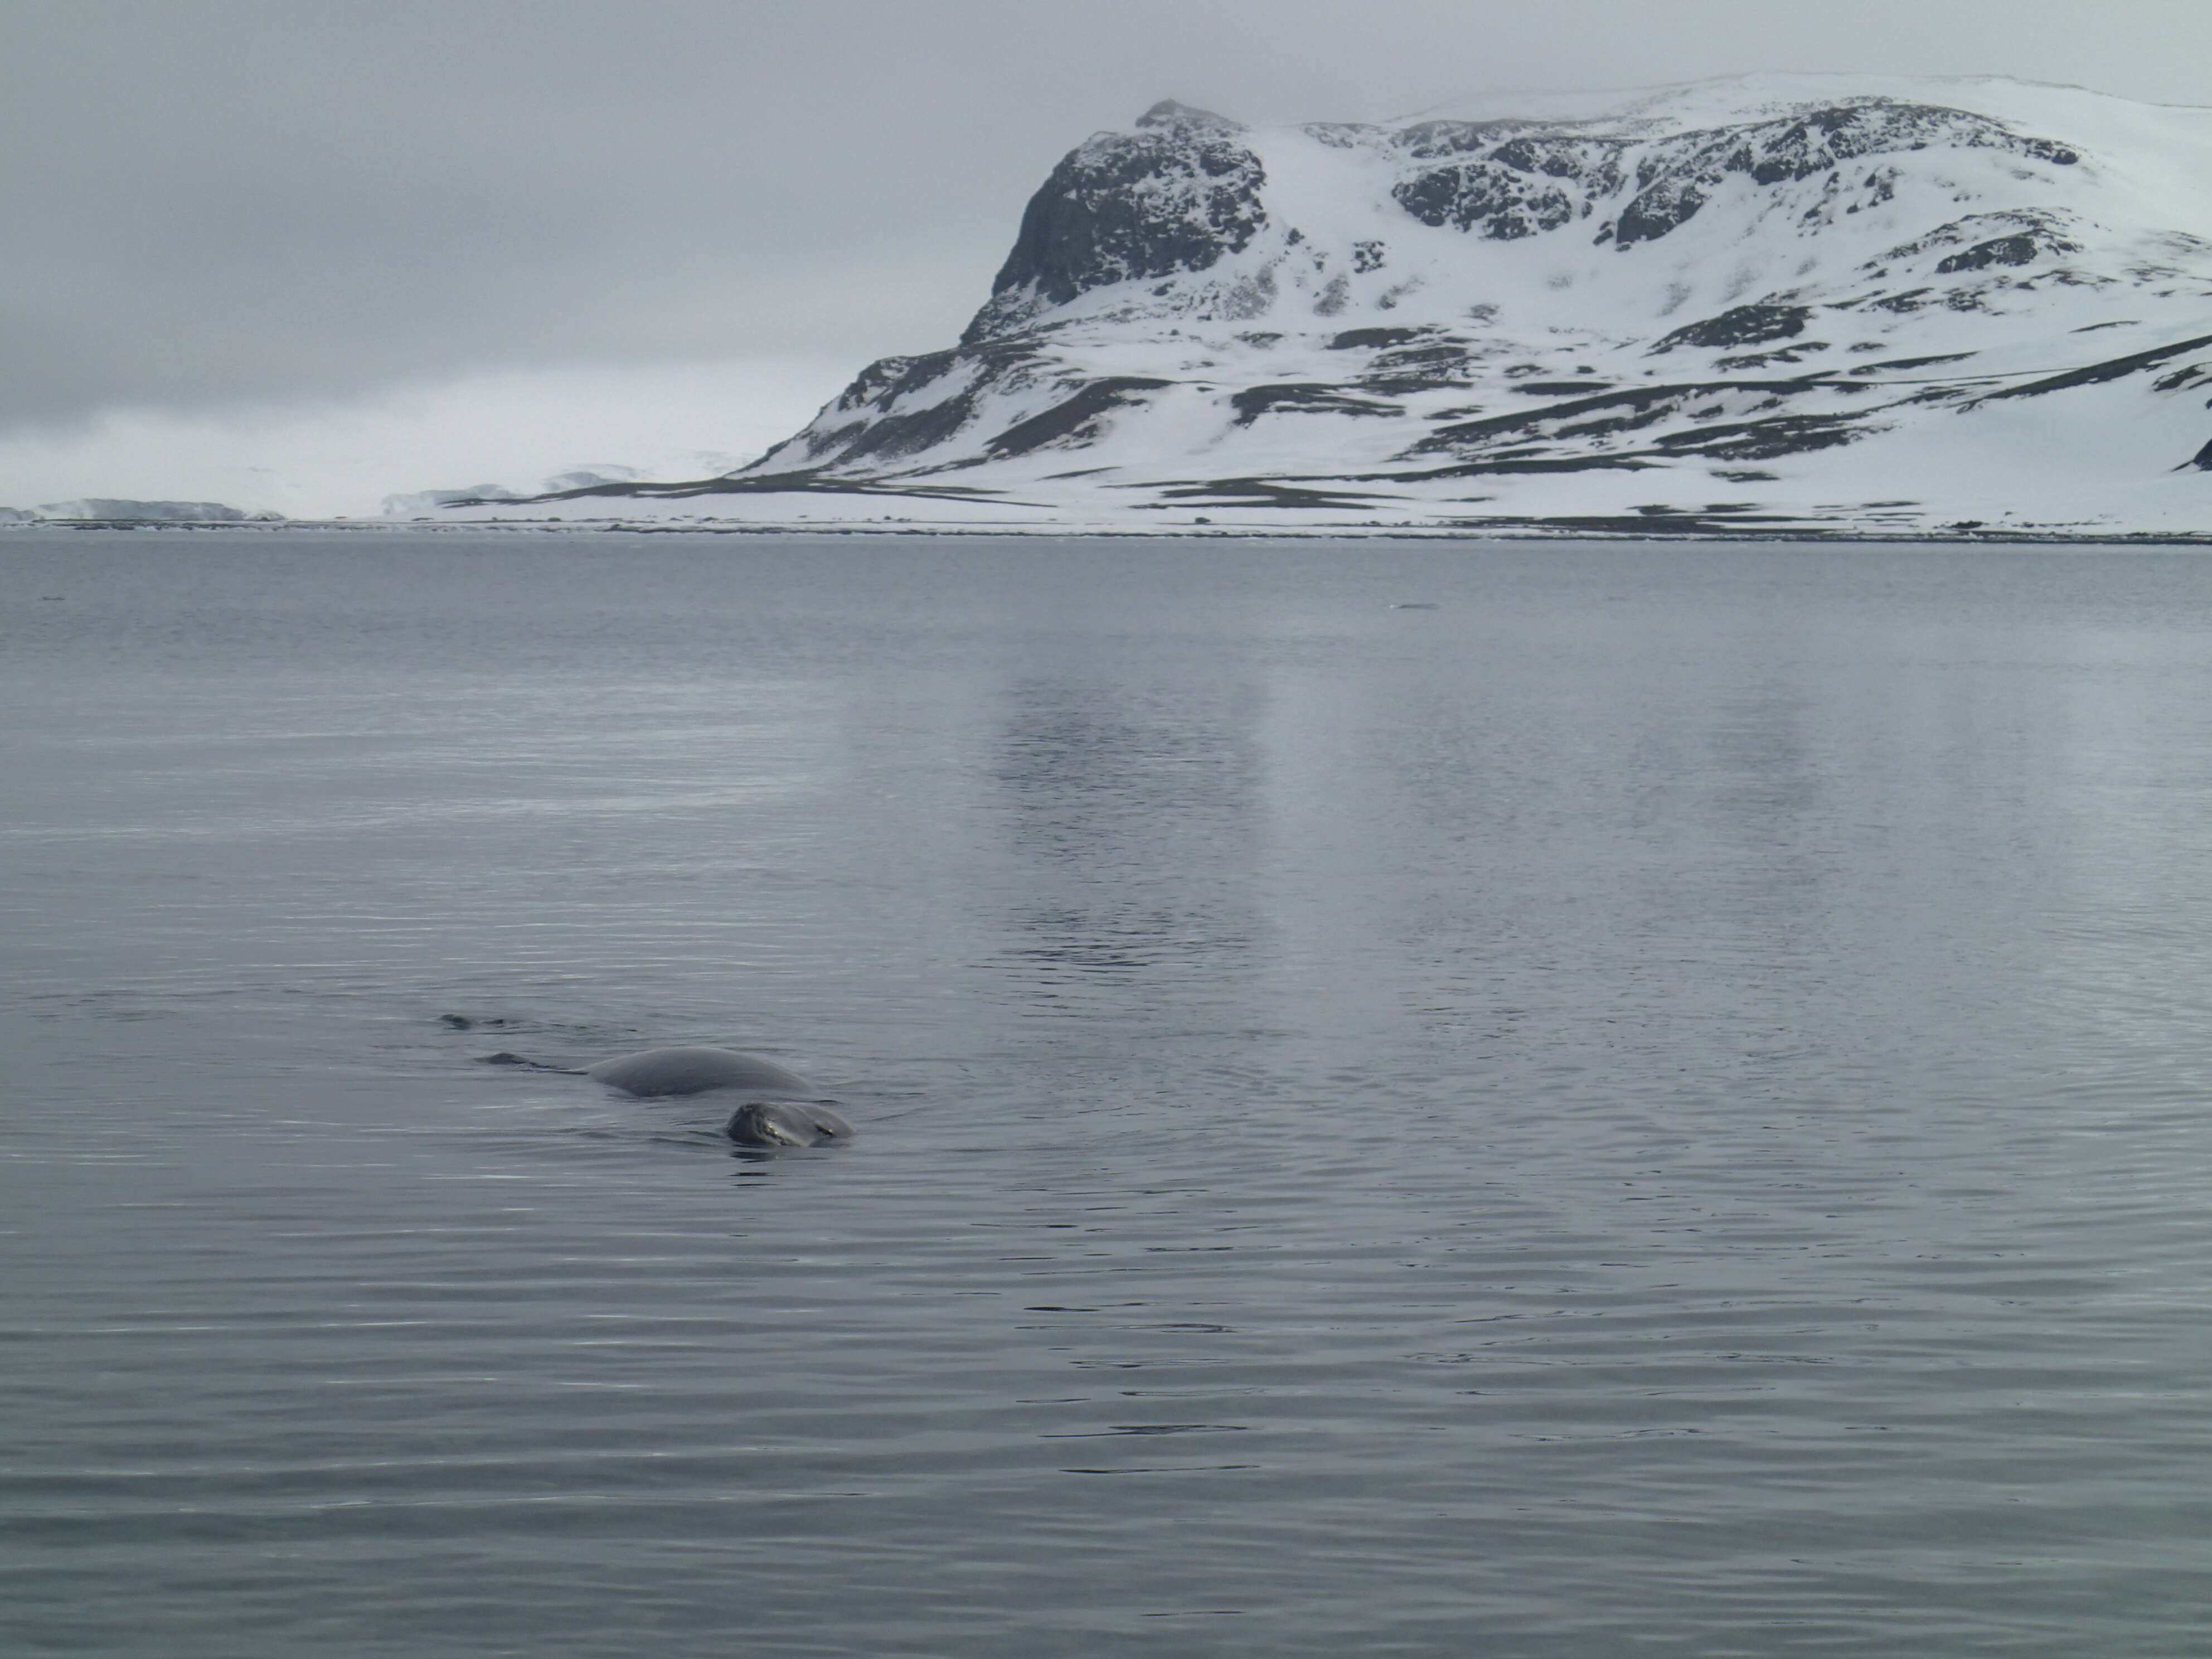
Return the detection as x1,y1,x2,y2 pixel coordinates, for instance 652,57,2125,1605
3,0,2208,509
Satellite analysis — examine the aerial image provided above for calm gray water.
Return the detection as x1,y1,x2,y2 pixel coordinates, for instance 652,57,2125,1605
6,530,2211,1656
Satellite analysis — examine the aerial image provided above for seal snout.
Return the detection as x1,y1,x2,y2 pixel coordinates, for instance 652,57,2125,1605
727,1100,855,1149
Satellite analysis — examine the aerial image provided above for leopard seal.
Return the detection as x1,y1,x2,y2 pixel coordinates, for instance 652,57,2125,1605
475,1042,851,1147
585,1046,853,1148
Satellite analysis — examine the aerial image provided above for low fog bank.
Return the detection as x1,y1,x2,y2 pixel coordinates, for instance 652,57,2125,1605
0,354,851,521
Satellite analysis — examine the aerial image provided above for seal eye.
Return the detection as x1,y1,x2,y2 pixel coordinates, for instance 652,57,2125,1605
726,1100,855,1148
728,1102,815,1147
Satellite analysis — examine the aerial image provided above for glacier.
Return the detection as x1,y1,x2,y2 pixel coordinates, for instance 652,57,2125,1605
15,499,285,523
428,75,2212,537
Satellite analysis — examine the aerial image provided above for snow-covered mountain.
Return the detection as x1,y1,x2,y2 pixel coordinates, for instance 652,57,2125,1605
445,76,2212,535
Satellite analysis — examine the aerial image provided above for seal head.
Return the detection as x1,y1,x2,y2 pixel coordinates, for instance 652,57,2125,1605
727,1100,855,1148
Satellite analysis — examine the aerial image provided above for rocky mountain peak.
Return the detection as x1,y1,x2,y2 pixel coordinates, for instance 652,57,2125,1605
963,105,1269,343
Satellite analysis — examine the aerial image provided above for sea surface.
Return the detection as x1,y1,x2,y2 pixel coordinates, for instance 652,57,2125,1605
6,529,2211,1657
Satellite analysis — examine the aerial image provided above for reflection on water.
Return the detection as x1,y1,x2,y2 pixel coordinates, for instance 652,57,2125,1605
996,676,1266,1016
6,531,2212,1657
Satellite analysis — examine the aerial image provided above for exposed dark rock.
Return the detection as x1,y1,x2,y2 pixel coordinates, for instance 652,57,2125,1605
1656,413,1869,460
821,387,986,465
1328,326,1434,350
1715,345,1828,369
984,377,1173,457
1607,104,2078,250
1938,234,2047,273
2183,437,2212,470
784,344,1056,467
796,420,868,462
1547,410,1676,441
1421,454,1656,475
1493,133,1626,181
1361,376,1462,397
1501,511,1807,532
1369,344,1468,371
541,470,1021,506
1231,384,1401,424
1978,331,2212,401
831,349,961,413
964,117,1268,342
1393,119,1544,159
1884,210,2080,274
1410,384,1705,455
1395,135,1628,239
754,340,1066,471
1653,305,1813,352
1153,478,1386,508
1359,342,1474,393
1850,351,1978,374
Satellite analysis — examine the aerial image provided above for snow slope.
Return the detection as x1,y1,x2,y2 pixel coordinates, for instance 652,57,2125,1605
438,76,2212,536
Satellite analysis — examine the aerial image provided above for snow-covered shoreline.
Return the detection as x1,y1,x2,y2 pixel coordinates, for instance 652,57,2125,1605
13,516,2212,546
